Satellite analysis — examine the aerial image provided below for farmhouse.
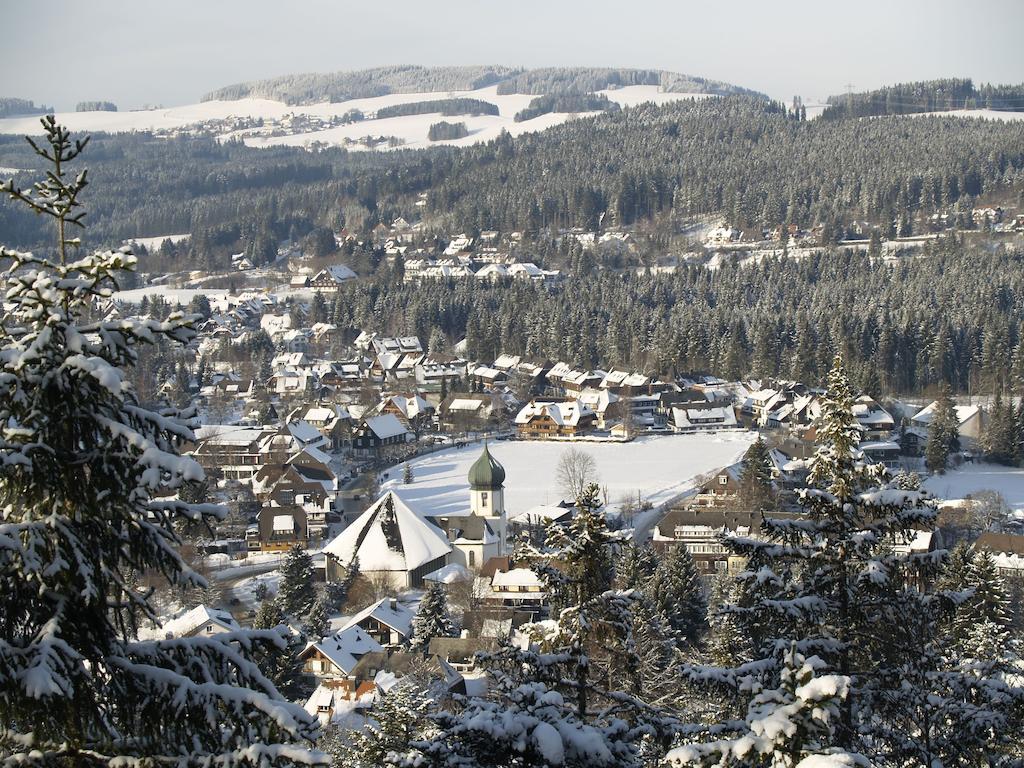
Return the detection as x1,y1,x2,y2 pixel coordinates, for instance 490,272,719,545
514,400,597,439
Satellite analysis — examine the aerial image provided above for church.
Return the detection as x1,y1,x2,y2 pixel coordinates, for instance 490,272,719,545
323,444,508,588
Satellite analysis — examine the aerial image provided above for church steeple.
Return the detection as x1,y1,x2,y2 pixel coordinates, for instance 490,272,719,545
468,443,507,553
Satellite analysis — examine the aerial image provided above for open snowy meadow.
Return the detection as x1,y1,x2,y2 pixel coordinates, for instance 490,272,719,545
923,462,1024,513
384,431,757,518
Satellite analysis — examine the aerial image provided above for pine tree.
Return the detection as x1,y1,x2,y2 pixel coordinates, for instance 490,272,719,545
305,595,331,641
616,541,659,590
403,462,414,484
251,599,308,702
650,544,708,646
925,386,959,473
0,118,319,764
738,436,776,510
330,683,432,768
278,545,316,618
409,582,456,652
982,389,1017,465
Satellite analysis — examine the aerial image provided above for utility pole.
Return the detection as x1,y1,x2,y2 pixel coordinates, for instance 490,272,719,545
845,83,855,114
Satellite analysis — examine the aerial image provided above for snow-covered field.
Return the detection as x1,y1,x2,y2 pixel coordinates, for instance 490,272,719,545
911,108,1024,122
384,431,756,517
0,85,709,152
124,233,191,249
113,286,230,305
923,463,1024,512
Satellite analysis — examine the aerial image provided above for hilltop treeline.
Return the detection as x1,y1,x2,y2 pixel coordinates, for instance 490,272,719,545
0,97,52,118
493,66,763,97
75,101,117,112
376,98,498,119
201,65,762,105
334,239,1024,397
513,92,617,121
201,65,519,105
822,78,1024,118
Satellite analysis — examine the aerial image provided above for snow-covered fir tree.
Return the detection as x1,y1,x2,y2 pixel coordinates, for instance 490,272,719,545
326,682,432,768
616,541,659,591
0,118,320,765
278,545,317,618
677,355,1024,765
304,595,331,641
409,582,456,652
738,436,776,511
924,386,959,473
650,543,708,647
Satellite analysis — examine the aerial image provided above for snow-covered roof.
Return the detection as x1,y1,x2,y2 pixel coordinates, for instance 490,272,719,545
672,406,737,429
273,514,295,532
301,625,383,675
912,401,981,427
423,562,472,584
323,491,451,572
162,604,239,638
340,597,415,638
491,568,544,590
448,397,484,412
514,400,595,427
364,414,409,440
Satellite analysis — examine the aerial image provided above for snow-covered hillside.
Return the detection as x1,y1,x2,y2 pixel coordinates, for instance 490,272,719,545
383,432,756,517
923,462,1024,513
0,85,709,151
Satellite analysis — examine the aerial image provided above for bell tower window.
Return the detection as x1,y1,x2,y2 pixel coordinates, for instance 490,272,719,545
481,492,488,508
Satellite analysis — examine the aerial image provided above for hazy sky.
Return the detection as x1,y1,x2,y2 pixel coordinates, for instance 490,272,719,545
3,0,1022,110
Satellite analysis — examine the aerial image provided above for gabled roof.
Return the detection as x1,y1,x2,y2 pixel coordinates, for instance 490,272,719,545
363,414,409,440
340,597,415,638
300,625,383,675
323,491,451,572
162,604,239,638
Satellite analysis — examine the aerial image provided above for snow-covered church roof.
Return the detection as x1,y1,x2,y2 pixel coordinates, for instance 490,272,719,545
323,491,451,572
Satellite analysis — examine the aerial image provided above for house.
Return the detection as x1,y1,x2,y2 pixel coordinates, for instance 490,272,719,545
254,504,308,552
299,625,383,684
652,507,784,575
352,414,412,458
974,532,1024,577
162,605,240,639
852,395,895,440
377,394,433,431
323,492,451,589
428,636,499,672
339,598,415,646
671,404,738,432
438,393,505,430
691,463,743,507
486,567,548,612
514,400,597,439
309,264,356,291
191,425,275,481
912,401,985,447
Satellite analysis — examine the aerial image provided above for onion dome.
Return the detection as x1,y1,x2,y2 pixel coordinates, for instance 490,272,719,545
468,442,505,490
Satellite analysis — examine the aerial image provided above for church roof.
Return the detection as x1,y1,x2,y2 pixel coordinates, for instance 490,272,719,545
468,443,505,490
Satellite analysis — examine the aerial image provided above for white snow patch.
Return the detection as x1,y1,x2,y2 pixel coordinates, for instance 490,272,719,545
923,462,1024,512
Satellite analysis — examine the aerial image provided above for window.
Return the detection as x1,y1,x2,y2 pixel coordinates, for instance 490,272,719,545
481,492,488,508
718,475,727,485
469,550,476,567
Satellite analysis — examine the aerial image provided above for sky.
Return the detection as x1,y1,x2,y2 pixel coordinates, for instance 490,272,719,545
2,0,1022,111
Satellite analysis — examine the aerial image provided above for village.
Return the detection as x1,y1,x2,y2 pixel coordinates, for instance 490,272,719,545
103,226,1024,729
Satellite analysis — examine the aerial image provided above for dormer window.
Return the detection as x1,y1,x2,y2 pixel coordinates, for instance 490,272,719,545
718,475,727,485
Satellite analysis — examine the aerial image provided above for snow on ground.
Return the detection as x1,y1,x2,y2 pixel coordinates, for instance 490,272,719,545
908,109,1024,122
383,432,756,518
124,233,191,249
112,286,229,305
923,462,1024,512
0,85,713,153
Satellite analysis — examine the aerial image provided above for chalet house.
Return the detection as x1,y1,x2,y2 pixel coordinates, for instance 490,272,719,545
162,605,240,639
324,492,451,589
309,265,356,291
377,394,433,431
339,598,415,646
416,356,469,389
341,651,464,700
428,637,499,672
298,404,352,450
514,400,597,439
351,414,412,458
544,361,573,395
299,625,382,685
210,375,256,400
253,503,307,552
562,369,605,396
470,365,508,389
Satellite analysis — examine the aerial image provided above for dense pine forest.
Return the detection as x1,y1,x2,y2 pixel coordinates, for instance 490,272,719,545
320,239,1023,397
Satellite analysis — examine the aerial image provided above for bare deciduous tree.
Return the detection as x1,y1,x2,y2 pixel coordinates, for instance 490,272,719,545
555,447,598,501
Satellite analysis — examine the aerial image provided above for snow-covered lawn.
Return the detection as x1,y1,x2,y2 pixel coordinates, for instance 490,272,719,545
384,431,757,517
923,462,1024,512
112,286,230,305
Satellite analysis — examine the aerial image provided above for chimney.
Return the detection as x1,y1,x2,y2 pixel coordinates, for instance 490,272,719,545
389,598,398,611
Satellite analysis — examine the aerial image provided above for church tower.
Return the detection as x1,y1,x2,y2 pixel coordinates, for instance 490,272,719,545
467,443,507,553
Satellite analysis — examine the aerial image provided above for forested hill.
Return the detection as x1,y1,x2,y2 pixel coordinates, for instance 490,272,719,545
1,95,1023,253
200,65,764,105
424,96,1024,233
821,77,1024,119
